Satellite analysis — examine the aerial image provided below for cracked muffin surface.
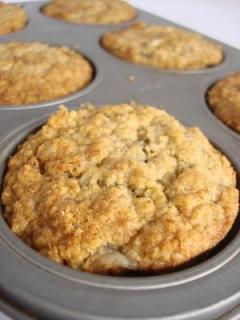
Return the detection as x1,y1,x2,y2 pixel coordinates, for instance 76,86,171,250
2,104,238,275
0,42,93,105
102,23,223,70
208,72,240,134
42,0,136,24
0,2,28,35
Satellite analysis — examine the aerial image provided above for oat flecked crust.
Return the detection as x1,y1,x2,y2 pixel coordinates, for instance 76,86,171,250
0,42,93,105
42,0,136,25
102,23,223,70
208,72,240,134
2,104,238,275
0,2,28,35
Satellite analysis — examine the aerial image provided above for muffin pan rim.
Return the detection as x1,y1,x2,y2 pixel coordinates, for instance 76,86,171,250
1,238,240,320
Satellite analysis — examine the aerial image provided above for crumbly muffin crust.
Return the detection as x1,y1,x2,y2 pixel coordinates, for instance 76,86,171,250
102,23,223,70
208,72,240,134
2,104,238,275
0,42,93,105
42,0,136,25
0,2,28,35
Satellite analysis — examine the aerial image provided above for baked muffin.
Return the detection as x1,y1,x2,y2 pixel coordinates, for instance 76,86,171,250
2,104,238,275
208,72,240,134
102,23,223,70
0,42,93,105
42,0,136,25
0,2,28,35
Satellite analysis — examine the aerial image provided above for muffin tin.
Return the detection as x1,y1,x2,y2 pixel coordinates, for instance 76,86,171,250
0,1,240,320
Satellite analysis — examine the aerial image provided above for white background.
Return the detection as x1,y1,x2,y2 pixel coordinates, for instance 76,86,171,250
0,0,239,319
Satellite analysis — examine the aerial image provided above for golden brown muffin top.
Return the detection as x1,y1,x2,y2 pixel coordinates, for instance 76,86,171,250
0,42,93,105
2,104,238,275
42,0,136,24
102,23,223,70
208,72,240,134
0,2,28,35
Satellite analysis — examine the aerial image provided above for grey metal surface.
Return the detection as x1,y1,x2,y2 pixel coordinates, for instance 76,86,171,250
218,305,240,320
0,1,239,320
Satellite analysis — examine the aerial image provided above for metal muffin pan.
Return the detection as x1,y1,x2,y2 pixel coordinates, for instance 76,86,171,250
0,1,240,319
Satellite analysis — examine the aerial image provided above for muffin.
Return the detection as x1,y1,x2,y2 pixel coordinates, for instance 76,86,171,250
0,42,93,105
208,72,240,134
0,2,28,35
42,0,136,25
2,104,238,275
102,23,223,70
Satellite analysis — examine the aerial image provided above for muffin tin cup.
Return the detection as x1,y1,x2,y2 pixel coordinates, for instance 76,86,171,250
0,2,240,320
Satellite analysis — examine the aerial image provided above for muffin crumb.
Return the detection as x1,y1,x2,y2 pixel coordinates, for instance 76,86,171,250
128,75,135,82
